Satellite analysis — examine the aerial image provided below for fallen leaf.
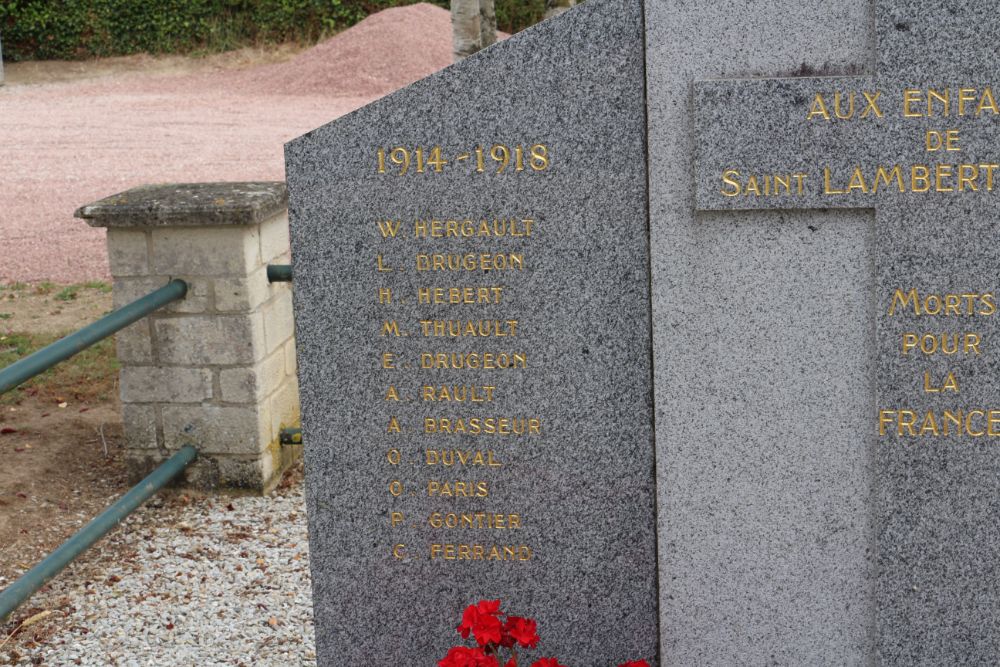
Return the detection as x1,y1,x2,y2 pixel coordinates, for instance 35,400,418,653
267,617,278,627
21,610,52,628
0,427,16,435
58,402,68,409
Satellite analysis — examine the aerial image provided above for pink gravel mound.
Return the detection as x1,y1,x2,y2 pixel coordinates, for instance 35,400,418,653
0,3,485,283
231,3,456,97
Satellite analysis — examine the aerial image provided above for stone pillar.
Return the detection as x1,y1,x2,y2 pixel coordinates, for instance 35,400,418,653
75,182,299,492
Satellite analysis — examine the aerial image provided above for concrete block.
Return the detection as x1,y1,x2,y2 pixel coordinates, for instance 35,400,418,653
218,349,286,403
113,276,209,314
120,366,213,403
259,212,290,264
269,378,301,440
125,450,168,484
283,339,297,377
106,229,149,276
214,267,270,313
116,320,153,364
218,455,277,492
121,403,159,449
262,293,295,354
112,276,164,310
150,225,259,276
162,404,269,455
166,278,210,314
154,314,264,365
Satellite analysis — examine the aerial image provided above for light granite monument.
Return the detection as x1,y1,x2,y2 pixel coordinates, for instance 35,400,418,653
286,0,656,664
288,0,1000,664
662,0,1000,663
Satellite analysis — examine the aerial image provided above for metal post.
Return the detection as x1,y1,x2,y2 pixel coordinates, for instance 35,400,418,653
0,279,188,395
0,445,198,622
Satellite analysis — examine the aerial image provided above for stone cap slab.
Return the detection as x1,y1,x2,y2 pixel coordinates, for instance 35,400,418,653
76,182,288,228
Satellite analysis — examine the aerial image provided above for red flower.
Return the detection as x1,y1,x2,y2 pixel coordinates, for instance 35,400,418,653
503,616,540,649
457,599,504,647
530,659,567,667
439,646,500,667
617,662,651,667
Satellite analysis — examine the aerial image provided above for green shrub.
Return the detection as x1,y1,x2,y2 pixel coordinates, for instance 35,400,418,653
0,0,545,61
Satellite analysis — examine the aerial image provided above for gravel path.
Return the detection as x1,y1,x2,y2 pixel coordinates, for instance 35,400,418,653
0,475,316,666
0,3,455,284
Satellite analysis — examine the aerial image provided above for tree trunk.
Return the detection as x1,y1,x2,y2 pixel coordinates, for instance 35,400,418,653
479,0,497,50
545,0,576,20
451,0,481,62
452,0,497,62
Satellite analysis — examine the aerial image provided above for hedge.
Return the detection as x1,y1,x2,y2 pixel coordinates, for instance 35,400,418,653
0,0,547,61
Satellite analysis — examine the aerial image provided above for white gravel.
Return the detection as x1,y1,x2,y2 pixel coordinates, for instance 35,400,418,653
1,478,316,666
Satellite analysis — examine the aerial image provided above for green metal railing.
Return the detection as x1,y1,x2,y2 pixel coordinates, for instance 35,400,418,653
0,277,194,622
0,446,197,622
0,279,188,395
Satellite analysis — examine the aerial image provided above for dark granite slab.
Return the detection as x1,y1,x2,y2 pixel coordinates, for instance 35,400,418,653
285,0,657,664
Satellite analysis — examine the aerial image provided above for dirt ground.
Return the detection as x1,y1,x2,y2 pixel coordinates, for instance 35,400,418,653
0,287,125,590
0,3,455,284
2,45,305,87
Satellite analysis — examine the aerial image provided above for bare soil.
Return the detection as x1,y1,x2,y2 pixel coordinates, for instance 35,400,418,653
0,288,126,608
0,399,126,584
0,286,112,335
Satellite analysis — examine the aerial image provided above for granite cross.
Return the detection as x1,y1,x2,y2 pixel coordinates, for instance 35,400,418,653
693,1,1000,661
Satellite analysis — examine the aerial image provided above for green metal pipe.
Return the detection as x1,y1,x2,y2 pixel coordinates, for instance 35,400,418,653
0,279,187,395
267,264,293,282
0,445,197,622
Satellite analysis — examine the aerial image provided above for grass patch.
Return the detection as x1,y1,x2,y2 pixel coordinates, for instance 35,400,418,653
0,331,119,406
82,281,113,294
53,282,113,302
55,286,79,302
33,281,58,296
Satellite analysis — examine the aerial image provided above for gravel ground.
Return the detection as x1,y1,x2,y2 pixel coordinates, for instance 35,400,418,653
0,472,316,666
0,3,456,284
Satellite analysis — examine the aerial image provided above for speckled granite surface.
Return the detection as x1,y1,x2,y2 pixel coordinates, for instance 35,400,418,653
648,0,876,663
286,1,657,664
686,1,1000,662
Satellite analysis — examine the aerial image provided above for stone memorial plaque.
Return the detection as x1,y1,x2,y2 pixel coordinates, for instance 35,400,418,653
690,0,1000,661
285,0,657,663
